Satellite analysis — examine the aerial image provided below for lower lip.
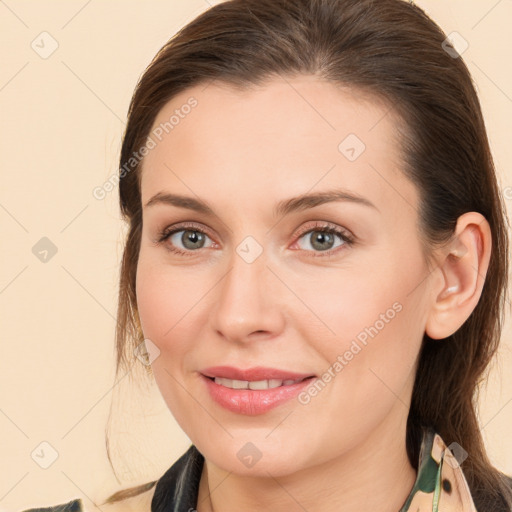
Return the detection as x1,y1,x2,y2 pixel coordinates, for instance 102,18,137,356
202,375,315,415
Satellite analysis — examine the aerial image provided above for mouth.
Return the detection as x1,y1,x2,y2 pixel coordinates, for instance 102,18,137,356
200,366,317,415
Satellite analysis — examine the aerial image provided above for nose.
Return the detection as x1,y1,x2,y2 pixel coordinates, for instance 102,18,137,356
209,245,286,345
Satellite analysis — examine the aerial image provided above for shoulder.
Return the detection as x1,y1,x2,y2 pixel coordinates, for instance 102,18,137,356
16,481,158,512
18,498,83,512
100,444,203,512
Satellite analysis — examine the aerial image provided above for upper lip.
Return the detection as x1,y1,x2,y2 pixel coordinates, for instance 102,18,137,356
201,366,315,381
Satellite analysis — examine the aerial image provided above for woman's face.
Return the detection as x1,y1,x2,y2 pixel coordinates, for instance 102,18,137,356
136,76,434,476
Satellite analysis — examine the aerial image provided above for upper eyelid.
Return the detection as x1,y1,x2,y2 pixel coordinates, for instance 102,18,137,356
161,222,215,240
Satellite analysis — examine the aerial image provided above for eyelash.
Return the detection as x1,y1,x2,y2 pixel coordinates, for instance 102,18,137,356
155,221,355,258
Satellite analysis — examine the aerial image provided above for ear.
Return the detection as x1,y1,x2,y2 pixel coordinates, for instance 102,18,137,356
425,212,492,340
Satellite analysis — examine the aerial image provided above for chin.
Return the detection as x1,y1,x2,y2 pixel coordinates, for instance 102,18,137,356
194,431,315,477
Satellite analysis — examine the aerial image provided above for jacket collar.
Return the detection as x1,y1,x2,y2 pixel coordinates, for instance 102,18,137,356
151,427,477,511
399,426,477,511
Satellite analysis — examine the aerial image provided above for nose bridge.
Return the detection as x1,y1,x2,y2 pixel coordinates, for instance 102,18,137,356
210,236,284,342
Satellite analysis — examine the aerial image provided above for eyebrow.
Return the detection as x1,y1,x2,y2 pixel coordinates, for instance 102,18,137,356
143,189,379,217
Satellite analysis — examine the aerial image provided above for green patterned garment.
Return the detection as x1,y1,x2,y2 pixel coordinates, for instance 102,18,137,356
399,426,477,511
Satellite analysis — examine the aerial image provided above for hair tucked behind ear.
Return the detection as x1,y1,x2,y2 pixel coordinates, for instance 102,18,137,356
105,0,512,508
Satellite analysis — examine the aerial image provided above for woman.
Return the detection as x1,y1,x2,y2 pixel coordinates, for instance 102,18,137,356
22,0,512,510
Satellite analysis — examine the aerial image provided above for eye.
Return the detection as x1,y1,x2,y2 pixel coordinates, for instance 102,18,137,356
156,222,216,256
292,222,355,257
155,221,355,258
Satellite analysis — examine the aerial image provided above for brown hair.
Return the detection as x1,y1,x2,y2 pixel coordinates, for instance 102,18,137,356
103,0,512,508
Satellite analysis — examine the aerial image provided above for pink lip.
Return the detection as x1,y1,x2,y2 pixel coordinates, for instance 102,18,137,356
200,366,316,415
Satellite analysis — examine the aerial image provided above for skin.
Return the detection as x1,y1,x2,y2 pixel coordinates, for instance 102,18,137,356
135,75,491,512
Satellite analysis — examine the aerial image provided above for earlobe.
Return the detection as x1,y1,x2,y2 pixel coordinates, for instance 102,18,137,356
424,212,492,340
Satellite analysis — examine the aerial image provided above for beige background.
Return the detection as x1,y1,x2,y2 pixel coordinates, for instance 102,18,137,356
1,0,511,510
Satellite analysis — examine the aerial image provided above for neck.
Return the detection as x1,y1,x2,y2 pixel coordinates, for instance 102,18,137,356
196,412,417,512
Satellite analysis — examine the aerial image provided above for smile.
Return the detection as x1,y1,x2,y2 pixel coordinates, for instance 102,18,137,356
201,374,316,416
212,377,307,389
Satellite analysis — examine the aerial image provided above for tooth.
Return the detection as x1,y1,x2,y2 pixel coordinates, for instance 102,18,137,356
232,379,249,389
214,377,231,387
213,377,293,389
248,379,269,390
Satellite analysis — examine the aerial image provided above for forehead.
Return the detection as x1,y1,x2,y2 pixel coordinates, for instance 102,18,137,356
139,75,416,219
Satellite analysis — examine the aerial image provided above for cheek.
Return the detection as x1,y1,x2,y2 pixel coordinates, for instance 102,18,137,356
135,255,198,353
293,261,416,351
294,249,427,394
136,262,171,341
136,247,202,344
135,258,202,418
